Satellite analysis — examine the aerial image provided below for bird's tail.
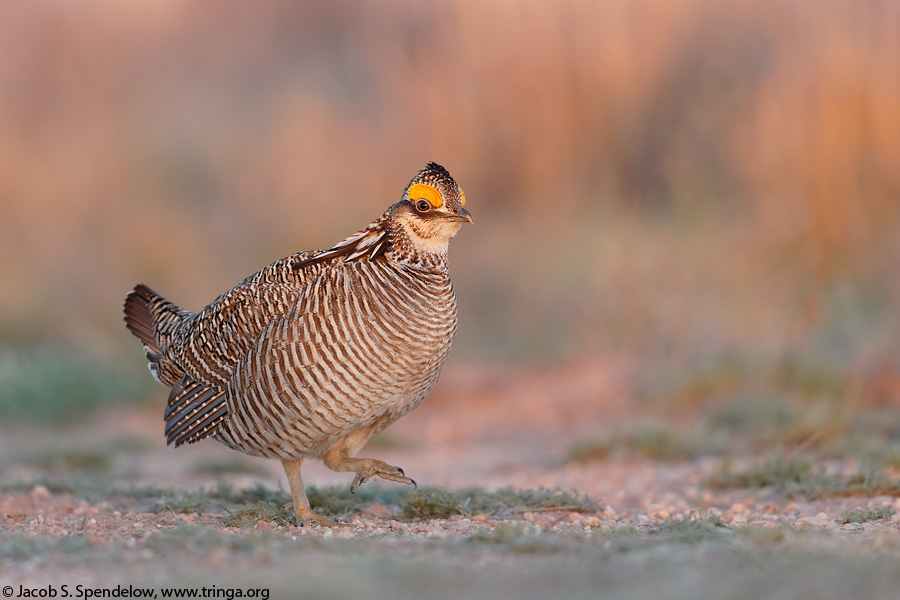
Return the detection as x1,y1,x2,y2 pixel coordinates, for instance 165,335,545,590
123,284,191,383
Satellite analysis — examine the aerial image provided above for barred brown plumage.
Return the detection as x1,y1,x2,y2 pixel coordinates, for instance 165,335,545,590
123,162,472,525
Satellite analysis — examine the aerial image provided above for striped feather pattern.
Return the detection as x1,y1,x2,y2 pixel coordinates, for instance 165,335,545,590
214,259,456,459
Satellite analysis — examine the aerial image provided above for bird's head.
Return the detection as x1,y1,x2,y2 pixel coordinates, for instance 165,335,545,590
391,162,472,255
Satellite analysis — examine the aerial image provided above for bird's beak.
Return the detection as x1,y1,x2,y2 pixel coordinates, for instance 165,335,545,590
450,207,474,224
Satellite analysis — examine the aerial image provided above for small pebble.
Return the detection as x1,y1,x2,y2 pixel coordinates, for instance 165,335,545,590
31,485,52,502
389,520,405,532
796,514,832,527
363,504,390,518
646,506,669,520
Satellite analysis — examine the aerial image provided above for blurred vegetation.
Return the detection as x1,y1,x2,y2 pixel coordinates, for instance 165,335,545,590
235,484,595,523
650,512,728,541
0,0,898,427
400,486,596,520
0,345,155,423
567,423,726,463
226,500,294,528
706,456,900,499
839,505,896,525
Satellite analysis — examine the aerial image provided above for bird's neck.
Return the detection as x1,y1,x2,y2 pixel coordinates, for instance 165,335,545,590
386,221,450,272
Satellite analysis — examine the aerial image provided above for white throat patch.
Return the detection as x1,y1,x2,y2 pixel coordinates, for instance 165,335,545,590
401,220,460,255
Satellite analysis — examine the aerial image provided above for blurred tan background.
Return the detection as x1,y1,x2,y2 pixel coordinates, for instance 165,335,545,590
1,0,899,421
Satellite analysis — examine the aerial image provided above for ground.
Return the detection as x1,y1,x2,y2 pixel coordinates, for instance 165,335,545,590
3,360,900,600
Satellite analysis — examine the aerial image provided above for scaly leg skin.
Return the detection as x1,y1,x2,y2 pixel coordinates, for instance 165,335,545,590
323,446,417,494
281,459,344,527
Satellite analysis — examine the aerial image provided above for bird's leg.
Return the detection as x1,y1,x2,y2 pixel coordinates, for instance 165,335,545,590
281,458,343,526
323,442,417,494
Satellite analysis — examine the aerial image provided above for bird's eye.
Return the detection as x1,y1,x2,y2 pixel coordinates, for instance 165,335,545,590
415,199,431,212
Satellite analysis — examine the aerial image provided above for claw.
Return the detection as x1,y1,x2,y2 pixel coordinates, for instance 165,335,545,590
292,505,347,528
410,478,417,490
350,474,369,494
347,461,415,493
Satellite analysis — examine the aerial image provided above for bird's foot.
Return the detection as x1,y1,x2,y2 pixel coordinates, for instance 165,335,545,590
350,459,417,493
284,502,347,527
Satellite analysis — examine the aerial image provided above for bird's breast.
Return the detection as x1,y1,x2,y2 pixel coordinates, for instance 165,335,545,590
215,259,458,459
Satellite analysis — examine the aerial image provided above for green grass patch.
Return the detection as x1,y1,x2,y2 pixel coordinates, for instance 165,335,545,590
191,457,270,477
229,485,598,524
650,511,728,542
0,477,291,513
402,487,596,520
707,456,816,489
704,393,799,438
223,485,403,526
0,475,596,525
151,484,597,523
0,438,153,480
306,483,410,516
16,447,113,475
0,346,153,424
0,475,114,497
401,488,462,519
638,350,875,454
875,445,900,471
567,425,723,463
707,457,900,498
150,481,291,514
467,522,582,553
226,500,294,527
840,505,896,525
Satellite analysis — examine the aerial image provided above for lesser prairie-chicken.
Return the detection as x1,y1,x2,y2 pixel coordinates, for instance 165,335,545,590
124,162,471,524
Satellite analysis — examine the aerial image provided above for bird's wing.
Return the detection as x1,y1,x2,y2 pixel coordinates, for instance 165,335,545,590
177,279,305,383
163,244,378,447
164,376,228,446
164,256,315,445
